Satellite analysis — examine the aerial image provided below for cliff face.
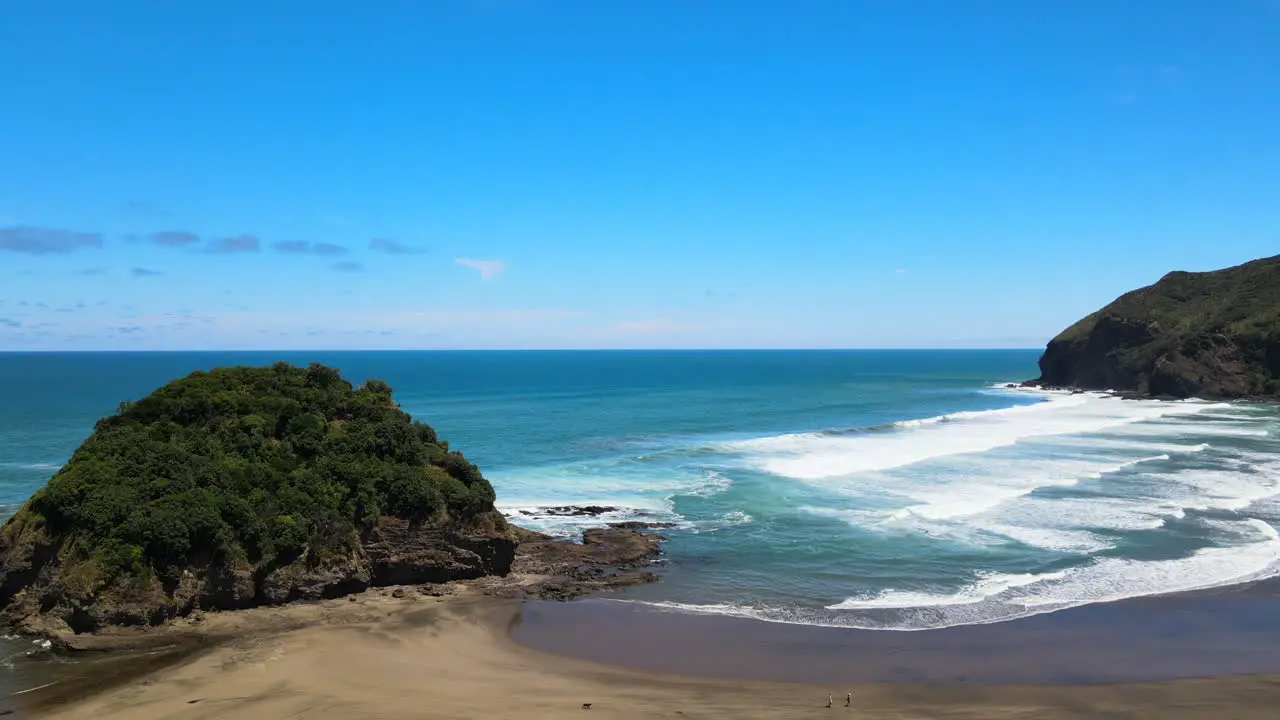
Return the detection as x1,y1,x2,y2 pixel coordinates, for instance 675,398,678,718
1034,255,1280,399
0,363,518,637
0,513,515,636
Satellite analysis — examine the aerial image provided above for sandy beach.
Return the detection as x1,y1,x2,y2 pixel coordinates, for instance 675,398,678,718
16,585,1278,720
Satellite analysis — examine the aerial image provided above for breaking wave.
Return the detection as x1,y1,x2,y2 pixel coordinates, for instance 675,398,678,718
490,385,1280,631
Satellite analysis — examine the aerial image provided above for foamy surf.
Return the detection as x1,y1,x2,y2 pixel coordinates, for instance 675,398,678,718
0,462,62,471
620,517,1280,631
481,377,1278,633
721,394,1232,480
493,464,742,537
824,517,1280,628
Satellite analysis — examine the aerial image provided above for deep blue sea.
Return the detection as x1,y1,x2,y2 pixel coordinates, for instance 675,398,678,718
2,350,1279,643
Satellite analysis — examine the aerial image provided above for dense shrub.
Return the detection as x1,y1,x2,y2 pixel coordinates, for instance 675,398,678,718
27,363,498,580
1042,255,1280,397
1056,255,1280,345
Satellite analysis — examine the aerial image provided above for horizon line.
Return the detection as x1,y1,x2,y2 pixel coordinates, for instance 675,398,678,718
0,347,1046,354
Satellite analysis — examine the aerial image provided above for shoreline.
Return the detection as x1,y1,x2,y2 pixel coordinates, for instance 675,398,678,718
18,585,1280,719
1011,380,1280,405
6,526,1280,714
511,576,1280,686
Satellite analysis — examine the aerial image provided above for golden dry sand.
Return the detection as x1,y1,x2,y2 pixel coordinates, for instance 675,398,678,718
37,588,1280,719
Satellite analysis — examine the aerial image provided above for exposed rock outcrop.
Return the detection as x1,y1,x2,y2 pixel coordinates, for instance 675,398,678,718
1032,255,1280,399
488,527,665,601
1,514,517,638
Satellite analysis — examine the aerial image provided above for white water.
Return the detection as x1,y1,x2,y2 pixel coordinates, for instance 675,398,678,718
722,393,1234,480
491,387,1280,630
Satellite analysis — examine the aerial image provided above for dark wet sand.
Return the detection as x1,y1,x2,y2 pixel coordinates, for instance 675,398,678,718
7,586,1279,719
511,580,1280,685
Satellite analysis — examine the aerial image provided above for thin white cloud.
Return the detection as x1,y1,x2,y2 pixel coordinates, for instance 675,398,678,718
455,257,507,280
894,268,907,274
610,318,696,335
216,307,583,334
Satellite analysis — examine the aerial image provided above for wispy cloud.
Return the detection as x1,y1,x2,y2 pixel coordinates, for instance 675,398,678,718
370,238,426,255
149,230,200,247
313,242,348,256
610,318,696,335
131,267,163,278
0,226,104,254
219,308,582,334
332,260,364,272
894,268,907,274
455,257,507,280
273,240,310,254
206,234,260,253
78,267,108,276
0,318,19,328
273,240,350,256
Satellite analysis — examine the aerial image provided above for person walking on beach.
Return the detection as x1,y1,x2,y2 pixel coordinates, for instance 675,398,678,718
825,693,832,708
845,691,853,707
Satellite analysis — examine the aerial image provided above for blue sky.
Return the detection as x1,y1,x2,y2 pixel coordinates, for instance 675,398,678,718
1,1,1277,350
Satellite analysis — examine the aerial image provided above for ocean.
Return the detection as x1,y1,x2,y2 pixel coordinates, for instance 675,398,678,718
2,349,1279,671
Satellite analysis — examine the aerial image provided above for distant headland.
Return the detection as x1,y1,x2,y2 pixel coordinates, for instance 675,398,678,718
1027,255,1280,400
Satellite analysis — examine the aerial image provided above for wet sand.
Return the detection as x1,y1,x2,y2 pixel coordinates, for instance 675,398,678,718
511,580,1280,684
18,585,1280,719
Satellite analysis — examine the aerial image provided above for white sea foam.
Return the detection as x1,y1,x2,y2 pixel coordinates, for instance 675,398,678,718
791,423,1276,557
493,386,1278,631
723,395,1231,480
685,470,733,498
826,570,1067,610
688,510,754,534
492,462,739,536
626,519,1280,631
494,468,683,536
983,495,1170,537
1152,461,1280,514
498,505,676,537
0,462,62,471
965,450,1280,553
1115,422,1270,439
893,453,1177,523
1013,519,1280,609
979,525,1113,553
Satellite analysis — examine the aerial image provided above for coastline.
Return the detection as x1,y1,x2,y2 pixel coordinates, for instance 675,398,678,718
1013,380,1280,405
4,362,1278,716
511,577,1280,685
20,585,1280,719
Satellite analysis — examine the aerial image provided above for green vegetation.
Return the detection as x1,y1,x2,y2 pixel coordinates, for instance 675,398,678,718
1055,255,1280,345
19,362,499,587
1038,254,1280,397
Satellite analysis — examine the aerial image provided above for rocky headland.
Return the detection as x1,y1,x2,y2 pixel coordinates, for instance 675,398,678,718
0,363,664,648
1029,254,1280,399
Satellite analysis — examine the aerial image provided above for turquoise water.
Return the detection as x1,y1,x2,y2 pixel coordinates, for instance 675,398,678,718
2,350,1279,639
